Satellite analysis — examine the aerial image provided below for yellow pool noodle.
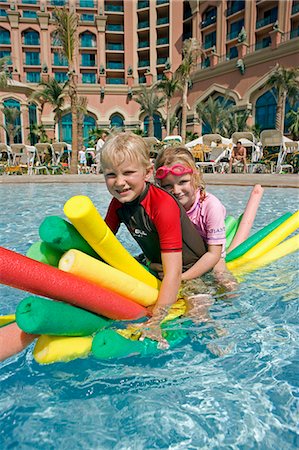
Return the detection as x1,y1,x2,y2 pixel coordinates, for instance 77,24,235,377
227,210,299,271
0,314,16,327
231,234,299,277
59,249,158,307
33,335,92,364
64,195,160,290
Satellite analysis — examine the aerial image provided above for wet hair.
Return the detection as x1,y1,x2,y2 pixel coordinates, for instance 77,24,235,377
100,132,152,171
237,140,242,144
154,146,206,199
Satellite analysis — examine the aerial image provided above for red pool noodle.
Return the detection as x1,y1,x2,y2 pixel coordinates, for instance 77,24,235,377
0,322,37,362
0,247,148,320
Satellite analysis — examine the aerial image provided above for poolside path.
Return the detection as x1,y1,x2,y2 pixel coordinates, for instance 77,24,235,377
1,173,298,188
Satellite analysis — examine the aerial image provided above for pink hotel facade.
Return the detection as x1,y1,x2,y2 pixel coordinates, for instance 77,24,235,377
0,0,298,145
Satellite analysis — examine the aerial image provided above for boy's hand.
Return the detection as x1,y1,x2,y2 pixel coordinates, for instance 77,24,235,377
133,317,169,349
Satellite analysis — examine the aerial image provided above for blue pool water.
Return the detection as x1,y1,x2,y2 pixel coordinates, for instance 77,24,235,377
0,183,298,450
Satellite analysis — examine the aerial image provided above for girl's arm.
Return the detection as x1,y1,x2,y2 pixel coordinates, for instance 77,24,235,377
181,244,222,281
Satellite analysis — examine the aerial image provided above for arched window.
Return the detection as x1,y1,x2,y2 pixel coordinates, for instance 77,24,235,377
80,31,96,48
61,113,97,146
255,90,276,131
3,99,22,144
23,30,40,46
28,103,38,145
110,113,124,129
202,95,235,134
0,28,10,45
144,114,162,140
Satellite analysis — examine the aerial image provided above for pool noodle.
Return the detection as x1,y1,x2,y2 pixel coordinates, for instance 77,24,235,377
0,246,148,320
0,314,16,328
63,196,160,290
231,234,299,276
34,335,92,364
16,296,111,336
226,212,292,262
225,216,237,237
26,241,63,267
228,185,264,253
59,249,158,307
226,214,243,250
226,210,299,270
39,216,100,259
0,322,37,362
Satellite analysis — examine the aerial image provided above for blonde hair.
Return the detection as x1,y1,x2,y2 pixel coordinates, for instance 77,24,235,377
100,132,151,171
155,146,206,198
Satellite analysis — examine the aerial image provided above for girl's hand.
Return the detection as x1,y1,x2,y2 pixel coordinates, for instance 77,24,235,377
138,318,169,349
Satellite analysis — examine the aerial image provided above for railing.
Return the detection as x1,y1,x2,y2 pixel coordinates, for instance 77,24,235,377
82,73,96,84
106,62,124,69
54,72,68,83
137,1,149,9
23,11,38,18
26,72,40,83
80,39,96,48
53,54,68,66
25,55,41,65
0,9,7,16
80,14,94,21
105,4,124,12
138,41,149,48
138,60,150,67
156,37,169,45
106,24,124,32
106,43,124,50
24,38,40,46
156,0,169,5
138,21,149,29
226,29,240,41
255,38,271,50
50,0,66,5
203,41,215,49
292,3,299,15
157,17,169,25
256,14,277,29
157,57,167,65
79,0,94,7
201,58,210,69
291,28,299,39
226,1,245,17
201,15,216,28
22,0,38,4
0,36,10,45
138,76,146,83
106,77,125,84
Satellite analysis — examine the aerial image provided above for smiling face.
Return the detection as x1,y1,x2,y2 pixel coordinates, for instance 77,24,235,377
159,171,197,211
104,159,152,203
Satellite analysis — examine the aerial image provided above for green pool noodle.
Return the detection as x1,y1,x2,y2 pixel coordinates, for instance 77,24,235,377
226,214,243,250
26,241,63,267
225,212,292,262
16,296,111,336
225,215,237,238
92,322,189,359
39,216,100,259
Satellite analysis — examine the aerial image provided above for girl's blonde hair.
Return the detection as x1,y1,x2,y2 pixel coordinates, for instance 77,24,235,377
100,132,151,171
154,146,206,198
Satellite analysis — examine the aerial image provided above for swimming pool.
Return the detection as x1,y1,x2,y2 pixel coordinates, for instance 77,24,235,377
0,184,298,449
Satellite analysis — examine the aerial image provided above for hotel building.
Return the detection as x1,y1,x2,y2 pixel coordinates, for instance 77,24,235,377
0,0,298,145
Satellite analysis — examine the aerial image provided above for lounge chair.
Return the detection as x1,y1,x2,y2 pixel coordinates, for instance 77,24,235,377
260,130,294,173
52,142,71,169
196,146,230,173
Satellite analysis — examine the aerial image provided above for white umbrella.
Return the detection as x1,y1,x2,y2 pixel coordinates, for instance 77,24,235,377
185,136,203,148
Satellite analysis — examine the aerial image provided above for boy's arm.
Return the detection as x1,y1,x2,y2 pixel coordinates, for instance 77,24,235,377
181,244,222,280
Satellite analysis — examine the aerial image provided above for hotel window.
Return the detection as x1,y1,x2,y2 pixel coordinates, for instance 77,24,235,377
82,72,96,84
23,31,40,46
26,71,41,83
25,51,40,65
0,29,10,45
54,72,68,83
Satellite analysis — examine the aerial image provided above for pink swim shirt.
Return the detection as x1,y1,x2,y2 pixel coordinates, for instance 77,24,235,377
186,190,226,257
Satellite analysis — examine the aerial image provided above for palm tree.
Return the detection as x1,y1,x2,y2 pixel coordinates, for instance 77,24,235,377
287,109,299,140
134,85,165,137
31,78,66,141
77,96,88,151
196,97,233,135
27,123,49,144
266,65,299,133
52,7,79,174
221,109,250,138
0,56,10,88
157,78,181,135
175,38,202,143
1,107,21,145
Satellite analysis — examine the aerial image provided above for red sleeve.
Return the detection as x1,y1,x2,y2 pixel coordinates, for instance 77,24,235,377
104,198,121,234
147,187,182,253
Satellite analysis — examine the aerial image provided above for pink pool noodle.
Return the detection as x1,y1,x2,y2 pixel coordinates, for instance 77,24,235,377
0,322,37,362
228,184,264,253
0,247,148,320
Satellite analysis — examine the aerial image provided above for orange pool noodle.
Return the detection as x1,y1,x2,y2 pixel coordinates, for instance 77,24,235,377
0,322,37,362
228,184,264,252
0,247,148,321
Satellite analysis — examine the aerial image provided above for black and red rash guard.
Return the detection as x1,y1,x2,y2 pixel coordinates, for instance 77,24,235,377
105,183,207,271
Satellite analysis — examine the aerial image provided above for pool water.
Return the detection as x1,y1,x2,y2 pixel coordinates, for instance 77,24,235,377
0,184,298,450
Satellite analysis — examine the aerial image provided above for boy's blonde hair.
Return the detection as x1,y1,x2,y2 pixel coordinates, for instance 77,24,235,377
100,132,152,171
155,146,206,196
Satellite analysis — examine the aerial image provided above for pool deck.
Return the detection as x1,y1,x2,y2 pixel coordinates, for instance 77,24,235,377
1,173,298,188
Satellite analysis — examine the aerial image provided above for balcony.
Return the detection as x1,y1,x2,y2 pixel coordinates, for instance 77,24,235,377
137,1,149,9
81,55,96,67
157,37,169,45
292,3,299,15
226,29,240,40
78,0,94,7
53,54,68,66
106,24,124,32
256,10,278,29
157,0,169,5
138,20,149,29
54,71,68,83
23,11,38,18
291,27,299,39
157,57,167,65
50,0,66,5
226,1,245,17
203,41,215,50
201,15,216,28
82,73,96,84
157,17,169,25
105,4,124,12
138,76,146,83
138,41,149,48
138,60,150,67
0,35,10,45
23,37,40,46
201,57,210,69
106,43,124,51
106,62,124,70
80,38,96,48
106,77,125,84
26,71,40,83
255,37,271,50
80,14,94,22
24,54,41,65
22,0,38,4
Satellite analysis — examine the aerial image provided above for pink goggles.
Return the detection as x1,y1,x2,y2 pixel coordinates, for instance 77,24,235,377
155,164,193,180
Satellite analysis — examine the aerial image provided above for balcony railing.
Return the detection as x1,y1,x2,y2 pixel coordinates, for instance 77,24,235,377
226,1,245,17
157,37,169,45
255,38,271,50
106,77,125,84
105,4,124,12
256,14,277,29
54,72,68,83
203,41,215,49
22,0,38,4
226,29,240,40
50,0,66,5
80,14,94,21
201,58,210,69
157,17,169,25
291,27,299,38
292,3,299,15
138,76,146,84
0,36,11,45
138,41,149,48
138,21,149,29
26,72,40,83
137,1,149,8
106,24,124,32
157,0,169,5
25,55,41,65
23,38,40,46
82,73,96,84
107,62,124,69
201,15,216,28
157,57,167,65
0,10,7,16
79,0,94,7
53,54,68,66
23,11,38,18
138,60,150,67
106,43,124,51
80,39,96,48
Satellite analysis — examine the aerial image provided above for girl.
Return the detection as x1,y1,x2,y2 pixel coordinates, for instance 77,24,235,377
154,146,231,284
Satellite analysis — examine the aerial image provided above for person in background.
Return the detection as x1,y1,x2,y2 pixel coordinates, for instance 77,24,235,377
100,132,207,346
229,141,247,173
95,132,108,174
78,147,87,174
